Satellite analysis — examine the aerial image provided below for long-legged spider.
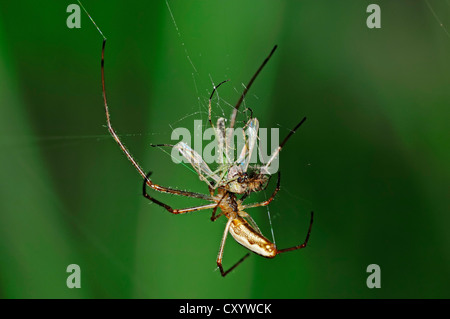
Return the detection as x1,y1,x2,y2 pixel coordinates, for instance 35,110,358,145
99,38,313,276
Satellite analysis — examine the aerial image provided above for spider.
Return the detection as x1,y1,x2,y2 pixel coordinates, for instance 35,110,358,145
99,38,313,276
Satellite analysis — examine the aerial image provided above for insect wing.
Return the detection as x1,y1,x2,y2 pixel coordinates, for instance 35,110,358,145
215,117,230,164
237,118,259,172
174,142,220,184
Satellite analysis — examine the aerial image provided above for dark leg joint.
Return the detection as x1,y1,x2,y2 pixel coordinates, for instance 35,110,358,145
217,253,250,277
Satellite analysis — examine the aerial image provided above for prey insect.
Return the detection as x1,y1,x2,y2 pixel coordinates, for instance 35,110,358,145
151,46,307,197
81,2,313,276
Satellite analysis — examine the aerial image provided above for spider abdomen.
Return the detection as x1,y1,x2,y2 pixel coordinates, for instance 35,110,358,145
229,217,277,258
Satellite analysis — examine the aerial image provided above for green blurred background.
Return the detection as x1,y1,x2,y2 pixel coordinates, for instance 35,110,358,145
0,0,449,298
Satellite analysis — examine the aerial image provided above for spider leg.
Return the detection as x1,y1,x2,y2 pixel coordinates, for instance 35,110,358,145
216,218,250,277
146,174,213,201
208,79,230,130
101,40,215,201
101,39,149,182
208,185,215,197
241,171,281,209
143,172,216,214
276,211,314,254
261,173,274,191
243,107,254,124
230,45,278,129
210,191,228,222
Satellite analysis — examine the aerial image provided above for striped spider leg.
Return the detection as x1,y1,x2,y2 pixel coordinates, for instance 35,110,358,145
99,39,220,212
